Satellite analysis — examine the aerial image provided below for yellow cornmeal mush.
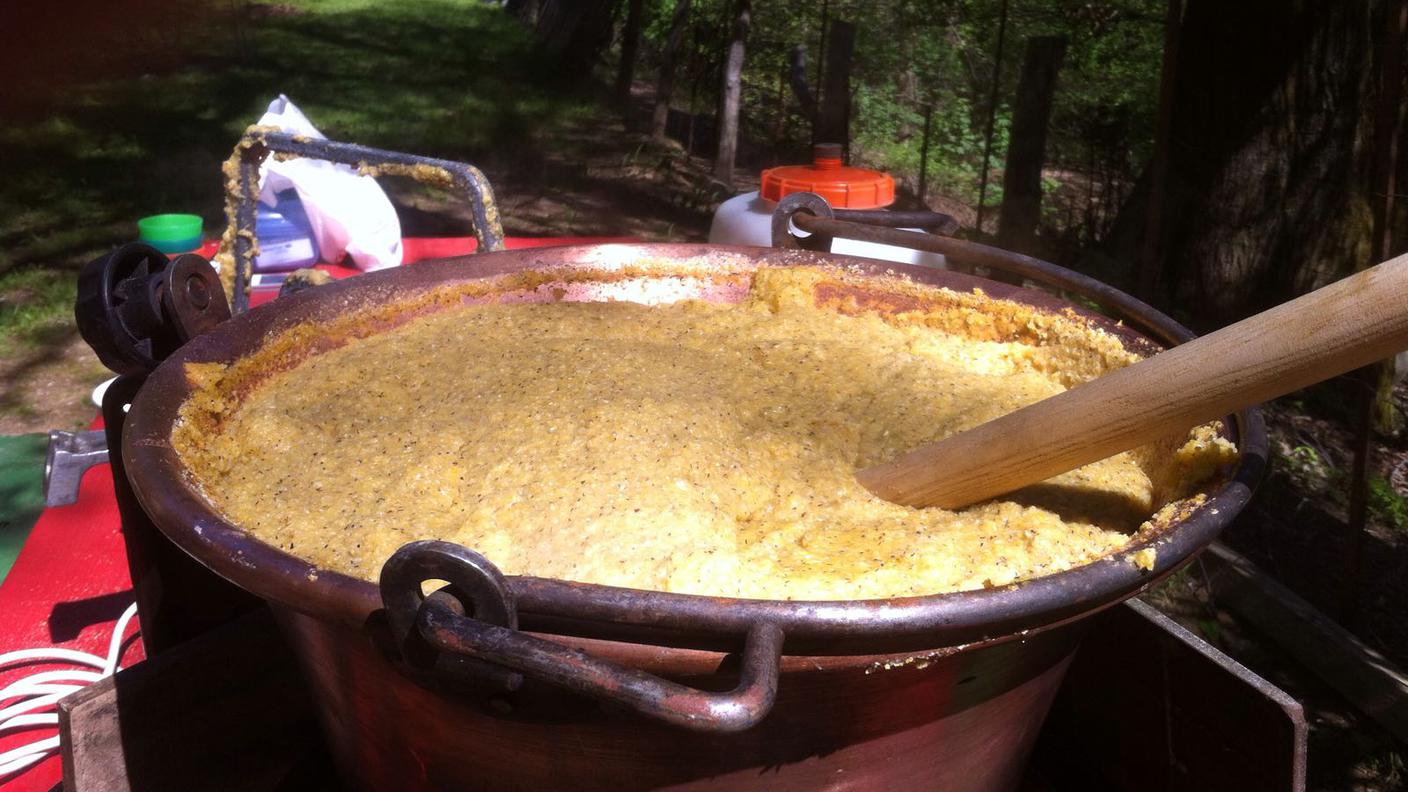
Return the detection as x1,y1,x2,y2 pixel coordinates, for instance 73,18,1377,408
174,266,1237,600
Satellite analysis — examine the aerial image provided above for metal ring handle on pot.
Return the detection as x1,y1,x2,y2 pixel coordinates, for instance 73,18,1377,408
381,541,785,733
831,208,960,235
771,192,1188,347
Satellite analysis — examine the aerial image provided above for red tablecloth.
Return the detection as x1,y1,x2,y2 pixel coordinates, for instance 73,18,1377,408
200,235,628,306
0,236,628,791
0,418,135,792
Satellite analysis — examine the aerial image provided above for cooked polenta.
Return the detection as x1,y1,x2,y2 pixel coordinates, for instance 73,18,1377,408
174,265,1234,599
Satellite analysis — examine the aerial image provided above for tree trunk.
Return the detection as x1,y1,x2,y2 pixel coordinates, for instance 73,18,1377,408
788,44,816,119
1344,0,1408,623
1114,0,1381,329
772,67,786,146
814,20,854,147
505,0,542,26
615,0,645,106
918,103,934,203
535,0,617,78
975,0,1011,235
897,68,919,140
651,0,693,139
713,0,750,185
1366,0,1407,434
996,35,1067,255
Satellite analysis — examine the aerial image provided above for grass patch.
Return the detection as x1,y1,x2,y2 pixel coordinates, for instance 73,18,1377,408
0,0,599,281
0,0,613,428
0,267,78,354
0,0,619,427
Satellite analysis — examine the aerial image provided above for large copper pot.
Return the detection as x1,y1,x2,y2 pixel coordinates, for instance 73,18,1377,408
120,244,1265,791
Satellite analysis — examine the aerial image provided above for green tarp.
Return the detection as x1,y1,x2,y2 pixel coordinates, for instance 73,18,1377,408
0,434,48,584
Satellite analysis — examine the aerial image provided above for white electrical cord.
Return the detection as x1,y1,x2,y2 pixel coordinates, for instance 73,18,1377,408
0,603,139,779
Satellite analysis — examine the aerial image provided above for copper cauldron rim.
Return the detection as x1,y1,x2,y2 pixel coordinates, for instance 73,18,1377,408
121,243,1266,655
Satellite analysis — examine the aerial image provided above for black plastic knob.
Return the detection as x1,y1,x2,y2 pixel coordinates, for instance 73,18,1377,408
75,243,230,376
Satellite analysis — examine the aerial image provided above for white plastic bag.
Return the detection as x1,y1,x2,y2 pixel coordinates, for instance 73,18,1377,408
257,95,403,271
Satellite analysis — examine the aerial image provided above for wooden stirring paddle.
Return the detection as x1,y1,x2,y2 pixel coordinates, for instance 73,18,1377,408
856,252,1408,510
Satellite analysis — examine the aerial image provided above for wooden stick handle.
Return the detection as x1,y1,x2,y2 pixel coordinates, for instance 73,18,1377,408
856,253,1408,509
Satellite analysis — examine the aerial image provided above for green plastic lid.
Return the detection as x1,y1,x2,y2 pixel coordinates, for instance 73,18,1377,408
137,214,203,253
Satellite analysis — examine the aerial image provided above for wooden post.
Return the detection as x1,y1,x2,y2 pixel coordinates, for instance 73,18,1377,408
651,0,694,139
1085,135,1097,242
788,44,817,119
974,0,1010,235
1137,0,1184,303
996,35,1068,255
816,0,830,129
815,20,855,149
713,0,751,185
772,67,785,146
687,17,700,153
918,103,934,203
615,0,645,106
1344,0,1407,625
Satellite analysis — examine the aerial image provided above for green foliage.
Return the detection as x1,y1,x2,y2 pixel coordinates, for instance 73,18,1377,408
635,0,1166,239
1275,441,1408,533
852,82,1010,206
1282,444,1336,493
1195,617,1222,645
1366,751,1405,789
1368,475,1408,533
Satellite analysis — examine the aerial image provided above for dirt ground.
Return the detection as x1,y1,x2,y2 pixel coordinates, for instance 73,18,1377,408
0,331,110,435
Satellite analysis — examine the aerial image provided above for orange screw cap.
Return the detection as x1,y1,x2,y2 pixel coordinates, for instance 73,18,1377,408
759,143,895,209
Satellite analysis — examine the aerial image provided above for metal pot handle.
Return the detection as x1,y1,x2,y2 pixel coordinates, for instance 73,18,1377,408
771,192,1191,347
226,131,506,313
380,541,784,733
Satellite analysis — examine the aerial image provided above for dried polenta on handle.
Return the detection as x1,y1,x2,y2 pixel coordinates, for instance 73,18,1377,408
858,252,1408,510
213,128,506,312
213,125,282,303
279,268,335,297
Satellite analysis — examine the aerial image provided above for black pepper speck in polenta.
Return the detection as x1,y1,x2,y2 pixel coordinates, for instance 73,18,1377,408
174,266,1236,599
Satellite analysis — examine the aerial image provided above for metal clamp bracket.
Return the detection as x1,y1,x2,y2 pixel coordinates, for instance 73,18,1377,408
227,131,506,313
381,541,784,733
44,429,109,507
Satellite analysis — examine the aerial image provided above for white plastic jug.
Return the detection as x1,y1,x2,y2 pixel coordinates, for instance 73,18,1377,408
708,145,945,269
